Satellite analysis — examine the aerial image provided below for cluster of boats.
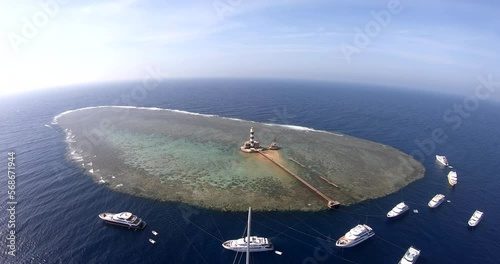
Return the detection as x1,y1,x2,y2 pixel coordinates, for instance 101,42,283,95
333,223,419,263
95,154,484,263
435,155,484,227
385,202,420,263
436,155,458,186
328,155,486,263
221,207,419,263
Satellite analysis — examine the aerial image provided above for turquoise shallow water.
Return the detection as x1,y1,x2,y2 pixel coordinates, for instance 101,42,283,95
54,106,423,211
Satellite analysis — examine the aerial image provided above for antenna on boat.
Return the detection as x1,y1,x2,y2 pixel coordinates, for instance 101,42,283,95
246,207,251,264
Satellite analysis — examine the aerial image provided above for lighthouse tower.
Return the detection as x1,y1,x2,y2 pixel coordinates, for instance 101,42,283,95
249,127,255,147
240,127,262,153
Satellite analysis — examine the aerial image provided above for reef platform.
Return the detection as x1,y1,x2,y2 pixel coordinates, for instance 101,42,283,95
53,106,425,211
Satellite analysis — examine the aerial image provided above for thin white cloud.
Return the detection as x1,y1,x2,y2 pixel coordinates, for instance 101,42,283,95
79,0,139,15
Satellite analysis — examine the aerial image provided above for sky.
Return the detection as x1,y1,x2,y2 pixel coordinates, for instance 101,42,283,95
1,0,499,97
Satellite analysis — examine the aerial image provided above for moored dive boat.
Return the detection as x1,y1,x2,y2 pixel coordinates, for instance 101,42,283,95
387,202,409,218
468,210,484,227
222,207,274,252
447,170,458,186
98,212,146,229
399,246,421,264
435,155,449,166
335,224,374,248
428,194,445,208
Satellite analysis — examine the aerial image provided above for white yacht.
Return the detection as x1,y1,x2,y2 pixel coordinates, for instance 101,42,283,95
387,202,409,218
468,210,484,227
98,212,146,229
435,155,449,166
335,224,374,248
222,207,274,252
399,246,420,264
447,171,458,186
428,194,445,208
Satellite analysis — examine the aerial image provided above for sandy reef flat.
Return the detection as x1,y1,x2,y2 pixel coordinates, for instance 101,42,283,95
54,106,424,211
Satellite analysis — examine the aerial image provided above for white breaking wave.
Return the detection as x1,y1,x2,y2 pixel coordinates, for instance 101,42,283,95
262,122,343,136
52,106,215,124
52,105,342,135
169,109,216,118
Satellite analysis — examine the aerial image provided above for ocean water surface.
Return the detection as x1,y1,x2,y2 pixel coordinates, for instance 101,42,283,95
0,79,499,263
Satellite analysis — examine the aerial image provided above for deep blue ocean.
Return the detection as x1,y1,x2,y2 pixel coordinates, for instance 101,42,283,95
1,79,499,263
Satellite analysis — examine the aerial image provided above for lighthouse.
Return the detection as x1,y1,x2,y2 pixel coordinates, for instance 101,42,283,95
240,127,262,153
249,127,255,147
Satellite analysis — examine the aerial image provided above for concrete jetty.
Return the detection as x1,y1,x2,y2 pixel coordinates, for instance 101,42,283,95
259,151,340,208
289,158,340,188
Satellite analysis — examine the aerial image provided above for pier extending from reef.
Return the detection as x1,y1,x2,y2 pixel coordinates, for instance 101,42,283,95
53,106,425,211
258,150,340,208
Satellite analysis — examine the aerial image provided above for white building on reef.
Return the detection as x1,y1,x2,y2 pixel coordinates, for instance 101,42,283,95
240,127,263,153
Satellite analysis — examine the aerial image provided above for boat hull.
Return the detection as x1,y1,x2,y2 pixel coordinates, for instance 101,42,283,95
436,155,449,166
101,219,146,229
387,209,409,218
335,232,374,248
428,200,444,208
99,213,146,229
468,221,480,227
222,240,274,252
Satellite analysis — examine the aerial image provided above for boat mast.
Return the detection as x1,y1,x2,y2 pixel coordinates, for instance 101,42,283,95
246,207,251,264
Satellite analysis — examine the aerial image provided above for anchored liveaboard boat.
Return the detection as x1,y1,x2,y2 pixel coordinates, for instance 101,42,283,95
98,212,146,229
468,210,484,227
399,246,421,264
222,207,274,252
435,155,449,166
335,224,374,248
447,170,458,186
428,194,445,208
387,202,409,218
